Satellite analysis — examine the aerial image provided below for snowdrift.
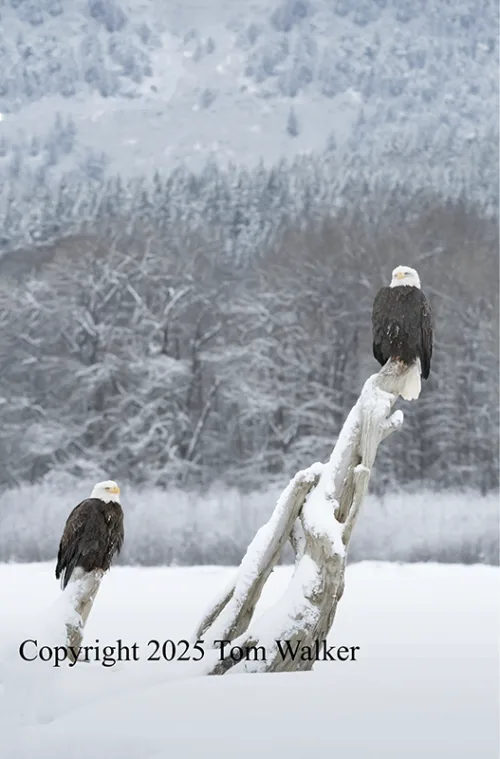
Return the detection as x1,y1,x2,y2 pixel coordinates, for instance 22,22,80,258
0,561,498,758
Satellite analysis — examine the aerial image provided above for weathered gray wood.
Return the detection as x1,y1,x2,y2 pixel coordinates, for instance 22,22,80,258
196,359,408,674
194,467,321,644
64,569,104,662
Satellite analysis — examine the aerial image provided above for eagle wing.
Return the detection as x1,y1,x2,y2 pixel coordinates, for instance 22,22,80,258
419,290,433,380
372,285,433,379
55,499,101,589
371,286,393,366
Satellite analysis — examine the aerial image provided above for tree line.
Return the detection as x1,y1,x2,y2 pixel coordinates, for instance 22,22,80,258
0,167,497,495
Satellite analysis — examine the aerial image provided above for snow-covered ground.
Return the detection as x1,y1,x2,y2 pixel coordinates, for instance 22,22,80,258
0,561,498,758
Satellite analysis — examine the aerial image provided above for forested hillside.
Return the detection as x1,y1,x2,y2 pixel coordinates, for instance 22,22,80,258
0,166,497,495
0,0,497,256
0,0,497,501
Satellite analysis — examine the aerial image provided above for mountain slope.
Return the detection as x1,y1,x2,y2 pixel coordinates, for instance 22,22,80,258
0,0,497,180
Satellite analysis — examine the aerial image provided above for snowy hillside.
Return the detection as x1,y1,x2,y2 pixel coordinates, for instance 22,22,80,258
0,0,497,180
0,562,498,758
0,2,496,526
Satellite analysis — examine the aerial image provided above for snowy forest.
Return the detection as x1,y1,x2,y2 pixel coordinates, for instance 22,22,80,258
0,165,497,566
0,168,497,495
0,0,497,566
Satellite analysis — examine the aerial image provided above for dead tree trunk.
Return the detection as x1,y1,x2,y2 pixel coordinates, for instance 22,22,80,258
194,359,408,674
63,569,104,662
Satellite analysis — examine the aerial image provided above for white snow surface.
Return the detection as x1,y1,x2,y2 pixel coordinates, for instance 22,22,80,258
0,561,498,758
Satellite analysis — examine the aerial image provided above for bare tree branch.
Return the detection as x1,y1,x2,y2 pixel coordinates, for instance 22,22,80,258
194,359,407,674
185,380,221,462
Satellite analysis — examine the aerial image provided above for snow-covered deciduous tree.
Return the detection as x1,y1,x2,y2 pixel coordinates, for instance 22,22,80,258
0,161,496,497
194,358,406,673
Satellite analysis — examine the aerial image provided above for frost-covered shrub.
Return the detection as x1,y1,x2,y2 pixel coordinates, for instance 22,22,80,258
321,78,338,98
136,23,151,44
18,1,45,26
460,13,475,30
394,0,421,24
52,113,76,154
29,135,40,156
80,150,108,181
60,73,76,98
353,1,381,26
9,147,22,177
270,0,312,33
238,22,261,48
245,36,290,82
191,42,204,63
334,0,350,18
279,60,313,97
87,0,127,33
406,48,427,69
183,27,197,43
326,132,337,152
286,106,299,137
387,76,407,97
108,36,152,82
199,87,217,109
81,41,120,97
0,484,497,566
47,0,63,16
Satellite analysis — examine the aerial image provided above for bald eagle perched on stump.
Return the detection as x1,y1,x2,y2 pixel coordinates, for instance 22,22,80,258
55,480,124,590
372,266,433,401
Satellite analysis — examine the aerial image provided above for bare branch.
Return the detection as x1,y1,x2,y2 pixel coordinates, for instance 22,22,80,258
193,463,322,643
185,380,221,462
195,360,410,674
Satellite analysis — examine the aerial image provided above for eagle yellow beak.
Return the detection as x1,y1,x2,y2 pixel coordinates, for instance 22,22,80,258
109,485,120,494
395,271,405,280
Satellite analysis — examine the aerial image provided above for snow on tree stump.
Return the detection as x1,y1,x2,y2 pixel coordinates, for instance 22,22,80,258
63,569,104,662
194,359,407,674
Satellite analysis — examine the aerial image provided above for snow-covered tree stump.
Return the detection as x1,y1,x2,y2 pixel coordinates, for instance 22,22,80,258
194,359,407,674
63,569,104,662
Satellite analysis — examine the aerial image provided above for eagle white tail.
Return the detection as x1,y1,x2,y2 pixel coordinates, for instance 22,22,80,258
400,363,421,400
397,360,421,401
382,358,422,401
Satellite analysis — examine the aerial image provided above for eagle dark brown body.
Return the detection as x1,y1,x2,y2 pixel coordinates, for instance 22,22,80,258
55,497,124,590
372,285,433,379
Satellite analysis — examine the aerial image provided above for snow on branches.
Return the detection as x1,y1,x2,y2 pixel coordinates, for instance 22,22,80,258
194,359,405,674
61,568,105,662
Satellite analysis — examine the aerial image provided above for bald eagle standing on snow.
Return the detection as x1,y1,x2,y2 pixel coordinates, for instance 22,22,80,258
55,480,124,590
372,266,433,401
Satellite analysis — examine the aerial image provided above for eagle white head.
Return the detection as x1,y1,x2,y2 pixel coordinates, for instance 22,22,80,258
91,480,121,503
390,266,421,289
